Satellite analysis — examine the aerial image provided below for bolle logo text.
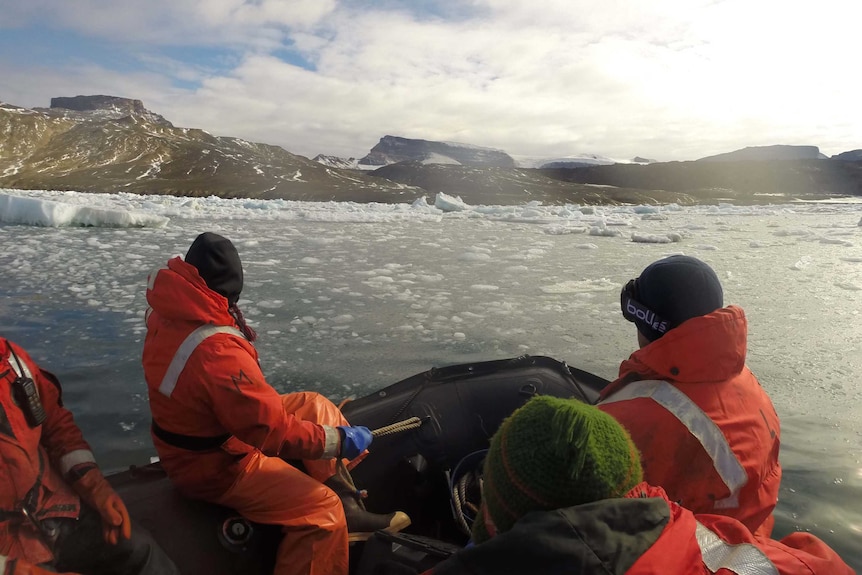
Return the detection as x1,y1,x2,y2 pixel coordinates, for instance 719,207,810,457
626,302,668,333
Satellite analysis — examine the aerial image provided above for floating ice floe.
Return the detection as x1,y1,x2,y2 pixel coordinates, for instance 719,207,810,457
589,226,622,237
631,233,682,244
434,192,469,212
0,192,169,228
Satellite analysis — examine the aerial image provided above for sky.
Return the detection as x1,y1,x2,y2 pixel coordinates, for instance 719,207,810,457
0,1,860,163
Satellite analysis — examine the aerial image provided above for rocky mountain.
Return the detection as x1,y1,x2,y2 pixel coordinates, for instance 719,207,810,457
1,96,860,205
352,143,861,204
334,136,626,170
312,154,365,170
528,156,616,169
833,149,862,162
47,95,169,124
370,162,702,206
0,97,419,202
358,135,516,168
697,144,828,162
536,158,862,201
510,153,621,169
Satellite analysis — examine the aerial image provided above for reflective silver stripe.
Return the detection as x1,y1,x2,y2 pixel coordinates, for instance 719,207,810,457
59,449,97,475
159,325,246,398
8,355,33,379
8,353,39,399
147,265,169,292
0,555,6,573
599,380,747,508
145,266,166,328
320,425,340,459
696,521,778,574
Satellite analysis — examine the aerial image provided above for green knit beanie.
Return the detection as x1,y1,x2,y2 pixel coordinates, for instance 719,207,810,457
471,395,642,544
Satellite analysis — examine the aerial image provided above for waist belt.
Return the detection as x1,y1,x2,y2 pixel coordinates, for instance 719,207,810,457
0,475,42,524
151,419,231,451
0,509,24,523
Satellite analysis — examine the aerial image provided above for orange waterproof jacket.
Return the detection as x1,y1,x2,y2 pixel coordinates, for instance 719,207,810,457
598,306,781,536
143,257,337,499
0,339,94,565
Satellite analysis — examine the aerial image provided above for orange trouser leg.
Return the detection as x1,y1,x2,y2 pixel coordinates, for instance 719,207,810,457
279,392,365,481
214,451,348,575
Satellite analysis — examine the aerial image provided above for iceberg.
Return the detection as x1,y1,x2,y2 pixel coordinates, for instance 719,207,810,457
0,192,169,228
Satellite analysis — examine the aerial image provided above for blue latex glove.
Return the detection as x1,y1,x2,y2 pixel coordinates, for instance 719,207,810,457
337,425,373,459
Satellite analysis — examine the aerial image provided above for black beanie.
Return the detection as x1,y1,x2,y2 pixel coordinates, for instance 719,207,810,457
184,232,243,304
626,255,723,341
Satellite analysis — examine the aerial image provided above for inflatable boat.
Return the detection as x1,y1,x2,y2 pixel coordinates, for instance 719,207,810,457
108,355,608,574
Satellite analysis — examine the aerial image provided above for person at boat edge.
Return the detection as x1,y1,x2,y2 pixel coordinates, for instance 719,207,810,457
425,395,854,575
598,255,781,537
0,337,179,575
142,231,410,575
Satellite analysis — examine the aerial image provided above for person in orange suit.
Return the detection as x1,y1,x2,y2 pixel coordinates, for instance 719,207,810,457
598,255,781,537
142,232,410,575
0,338,179,575
426,396,853,575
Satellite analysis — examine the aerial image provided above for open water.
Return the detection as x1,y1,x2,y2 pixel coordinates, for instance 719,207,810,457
1,194,860,568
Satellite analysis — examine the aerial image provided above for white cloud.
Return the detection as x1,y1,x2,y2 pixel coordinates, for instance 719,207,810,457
1,0,860,161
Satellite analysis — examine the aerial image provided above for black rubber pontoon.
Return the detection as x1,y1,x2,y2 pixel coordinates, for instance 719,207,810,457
109,355,608,575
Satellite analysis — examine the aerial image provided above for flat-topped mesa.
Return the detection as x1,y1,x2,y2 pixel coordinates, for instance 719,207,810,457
51,95,147,115
697,144,827,162
360,135,516,168
46,94,173,126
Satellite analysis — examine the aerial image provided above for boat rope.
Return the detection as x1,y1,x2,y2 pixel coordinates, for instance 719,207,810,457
450,470,482,535
333,417,424,506
371,416,423,437
389,381,428,424
448,449,488,536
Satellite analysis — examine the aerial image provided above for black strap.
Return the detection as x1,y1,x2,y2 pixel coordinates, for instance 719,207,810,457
0,472,42,523
151,419,231,451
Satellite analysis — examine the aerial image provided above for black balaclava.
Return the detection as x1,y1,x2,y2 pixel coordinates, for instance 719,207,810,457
184,232,257,342
184,232,243,305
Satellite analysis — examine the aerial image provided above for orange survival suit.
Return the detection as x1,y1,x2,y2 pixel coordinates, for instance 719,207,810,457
598,306,782,537
0,339,89,566
143,256,353,575
2,338,180,575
